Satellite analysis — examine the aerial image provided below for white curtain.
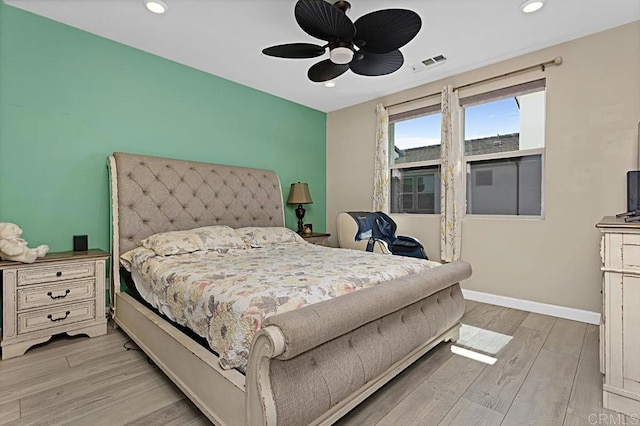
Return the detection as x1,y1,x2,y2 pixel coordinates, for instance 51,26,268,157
373,103,390,213
440,85,464,262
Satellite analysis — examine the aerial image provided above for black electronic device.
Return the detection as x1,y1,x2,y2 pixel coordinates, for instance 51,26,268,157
628,171,640,212
73,235,88,252
623,123,640,217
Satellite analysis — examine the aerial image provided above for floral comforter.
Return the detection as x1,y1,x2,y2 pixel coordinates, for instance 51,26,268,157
122,242,440,372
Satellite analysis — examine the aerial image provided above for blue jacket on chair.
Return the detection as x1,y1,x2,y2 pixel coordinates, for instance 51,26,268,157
347,211,428,260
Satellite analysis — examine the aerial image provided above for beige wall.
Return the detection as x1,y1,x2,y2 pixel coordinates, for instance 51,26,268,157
326,22,640,313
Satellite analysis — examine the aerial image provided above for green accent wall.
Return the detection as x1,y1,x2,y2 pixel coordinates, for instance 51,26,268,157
0,3,327,256
0,4,326,326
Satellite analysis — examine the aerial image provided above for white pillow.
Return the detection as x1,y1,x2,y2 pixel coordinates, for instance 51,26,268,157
235,226,305,248
141,225,246,256
120,246,156,271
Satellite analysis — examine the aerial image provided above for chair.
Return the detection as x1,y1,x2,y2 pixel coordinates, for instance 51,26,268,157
336,211,428,259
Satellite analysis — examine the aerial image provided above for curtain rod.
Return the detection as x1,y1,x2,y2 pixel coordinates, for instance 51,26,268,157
384,56,563,110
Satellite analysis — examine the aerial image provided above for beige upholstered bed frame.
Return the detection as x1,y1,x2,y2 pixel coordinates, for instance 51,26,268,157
108,152,471,426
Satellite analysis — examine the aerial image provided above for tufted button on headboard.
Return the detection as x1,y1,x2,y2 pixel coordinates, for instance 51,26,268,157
111,152,285,255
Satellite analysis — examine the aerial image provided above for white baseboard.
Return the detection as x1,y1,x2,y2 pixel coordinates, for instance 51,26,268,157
462,289,601,325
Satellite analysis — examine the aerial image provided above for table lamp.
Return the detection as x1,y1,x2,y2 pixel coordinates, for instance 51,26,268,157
287,182,313,233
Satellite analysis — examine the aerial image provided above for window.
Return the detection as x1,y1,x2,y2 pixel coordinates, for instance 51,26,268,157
462,79,545,216
387,79,545,217
391,166,440,213
389,106,442,214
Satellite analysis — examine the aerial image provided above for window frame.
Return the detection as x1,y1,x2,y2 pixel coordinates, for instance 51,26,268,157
391,165,441,214
386,79,546,219
464,149,545,219
461,80,546,219
388,105,442,216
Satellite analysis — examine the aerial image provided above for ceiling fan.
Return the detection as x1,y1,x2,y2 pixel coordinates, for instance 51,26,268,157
262,0,422,83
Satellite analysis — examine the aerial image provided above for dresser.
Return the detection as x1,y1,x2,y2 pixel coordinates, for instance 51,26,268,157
1,249,109,359
597,217,640,417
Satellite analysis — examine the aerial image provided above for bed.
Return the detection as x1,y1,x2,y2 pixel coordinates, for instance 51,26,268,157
108,152,471,426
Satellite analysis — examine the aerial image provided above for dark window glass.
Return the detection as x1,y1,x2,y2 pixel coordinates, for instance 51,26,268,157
466,155,542,215
391,166,441,214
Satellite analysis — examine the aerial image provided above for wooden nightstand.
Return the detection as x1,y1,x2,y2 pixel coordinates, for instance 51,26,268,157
1,249,109,359
300,232,331,246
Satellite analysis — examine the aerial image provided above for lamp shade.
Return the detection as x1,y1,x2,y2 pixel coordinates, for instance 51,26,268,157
287,182,313,204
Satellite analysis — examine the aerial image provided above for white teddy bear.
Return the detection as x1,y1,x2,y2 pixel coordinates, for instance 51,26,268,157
0,223,49,263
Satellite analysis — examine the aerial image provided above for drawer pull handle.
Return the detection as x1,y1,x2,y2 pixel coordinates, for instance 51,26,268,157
56,271,62,277
47,289,70,299
47,311,71,322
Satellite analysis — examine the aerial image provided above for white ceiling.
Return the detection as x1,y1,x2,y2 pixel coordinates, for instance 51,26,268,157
5,0,640,112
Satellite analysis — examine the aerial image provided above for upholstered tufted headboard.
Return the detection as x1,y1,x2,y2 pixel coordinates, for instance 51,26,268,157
109,152,285,257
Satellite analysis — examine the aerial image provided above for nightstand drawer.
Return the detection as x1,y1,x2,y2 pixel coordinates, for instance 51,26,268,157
17,301,96,334
17,279,96,311
17,262,95,286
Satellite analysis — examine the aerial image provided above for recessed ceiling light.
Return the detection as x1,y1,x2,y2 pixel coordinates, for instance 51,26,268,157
145,0,168,14
521,0,545,13
324,82,336,88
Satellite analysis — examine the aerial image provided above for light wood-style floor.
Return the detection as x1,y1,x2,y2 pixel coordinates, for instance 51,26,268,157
0,302,634,425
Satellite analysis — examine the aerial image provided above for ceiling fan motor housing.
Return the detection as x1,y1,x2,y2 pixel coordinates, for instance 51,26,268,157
333,1,351,13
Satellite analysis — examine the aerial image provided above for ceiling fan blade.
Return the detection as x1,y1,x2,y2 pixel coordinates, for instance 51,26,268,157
308,59,349,82
262,43,326,59
349,50,404,76
295,0,355,42
354,9,421,54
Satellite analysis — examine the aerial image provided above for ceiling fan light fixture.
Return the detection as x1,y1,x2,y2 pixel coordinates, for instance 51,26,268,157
324,82,336,88
330,47,354,65
144,0,168,14
520,0,545,13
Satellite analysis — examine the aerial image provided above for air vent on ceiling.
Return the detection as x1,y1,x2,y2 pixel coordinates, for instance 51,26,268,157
423,54,446,66
411,54,447,73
